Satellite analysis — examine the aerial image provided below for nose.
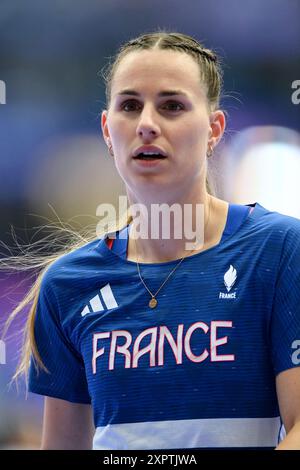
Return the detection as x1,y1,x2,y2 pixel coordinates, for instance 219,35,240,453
136,105,161,140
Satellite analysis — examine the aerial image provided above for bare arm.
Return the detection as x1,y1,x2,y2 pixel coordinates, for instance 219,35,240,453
41,396,95,450
275,368,300,450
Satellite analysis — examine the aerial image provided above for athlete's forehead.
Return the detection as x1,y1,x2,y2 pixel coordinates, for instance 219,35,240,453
110,49,207,101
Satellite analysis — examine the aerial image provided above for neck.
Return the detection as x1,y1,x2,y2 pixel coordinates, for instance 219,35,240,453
126,191,222,263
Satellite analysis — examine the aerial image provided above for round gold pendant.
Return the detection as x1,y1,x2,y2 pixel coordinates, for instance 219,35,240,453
149,298,157,308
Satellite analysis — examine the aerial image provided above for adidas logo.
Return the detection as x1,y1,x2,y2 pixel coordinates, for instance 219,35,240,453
81,283,118,316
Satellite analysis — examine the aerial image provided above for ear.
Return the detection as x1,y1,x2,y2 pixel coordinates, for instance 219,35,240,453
208,110,226,148
101,109,110,142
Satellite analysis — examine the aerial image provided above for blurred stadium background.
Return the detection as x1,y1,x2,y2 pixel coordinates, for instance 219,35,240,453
0,0,299,449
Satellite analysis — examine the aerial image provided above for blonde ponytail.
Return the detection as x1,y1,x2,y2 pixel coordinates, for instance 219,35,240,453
1,211,132,380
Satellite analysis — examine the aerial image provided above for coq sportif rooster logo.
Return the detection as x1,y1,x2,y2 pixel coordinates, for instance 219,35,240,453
219,265,237,299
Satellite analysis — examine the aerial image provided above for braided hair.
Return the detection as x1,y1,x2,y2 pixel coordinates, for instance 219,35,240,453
103,31,223,111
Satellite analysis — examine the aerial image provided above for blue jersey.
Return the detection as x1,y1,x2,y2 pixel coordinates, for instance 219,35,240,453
29,202,300,449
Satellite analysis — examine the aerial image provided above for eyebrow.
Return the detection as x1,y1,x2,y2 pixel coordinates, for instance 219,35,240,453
116,89,189,98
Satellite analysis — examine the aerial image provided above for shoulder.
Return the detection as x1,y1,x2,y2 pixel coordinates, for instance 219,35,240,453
251,203,300,239
252,203,300,263
37,237,115,319
40,237,106,293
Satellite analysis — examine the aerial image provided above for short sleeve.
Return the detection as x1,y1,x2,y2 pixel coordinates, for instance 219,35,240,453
270,223,300,376
28,269,91,403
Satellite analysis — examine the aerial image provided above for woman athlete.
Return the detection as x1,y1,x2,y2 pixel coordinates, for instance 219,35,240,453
6,31,300,450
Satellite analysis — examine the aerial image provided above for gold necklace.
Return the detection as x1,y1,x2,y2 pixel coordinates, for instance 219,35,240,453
132,196,212,308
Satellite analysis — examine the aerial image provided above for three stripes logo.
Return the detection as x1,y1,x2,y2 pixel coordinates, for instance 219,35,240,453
81,283,118,316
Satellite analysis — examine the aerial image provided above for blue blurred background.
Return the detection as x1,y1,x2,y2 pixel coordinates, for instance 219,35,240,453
0,0,299,448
